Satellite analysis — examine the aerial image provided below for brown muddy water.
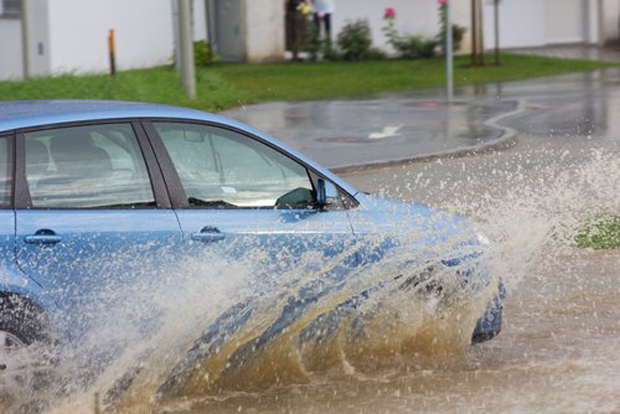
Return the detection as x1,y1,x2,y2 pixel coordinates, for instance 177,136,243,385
3,136,616,414
149,137,620,414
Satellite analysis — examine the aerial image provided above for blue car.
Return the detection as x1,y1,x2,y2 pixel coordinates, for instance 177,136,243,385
0,100,502,384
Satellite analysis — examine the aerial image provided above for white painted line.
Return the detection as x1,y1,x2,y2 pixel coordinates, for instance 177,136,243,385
368,125,404,140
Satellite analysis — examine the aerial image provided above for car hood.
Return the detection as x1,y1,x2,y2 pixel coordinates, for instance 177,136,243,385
348,193,481,260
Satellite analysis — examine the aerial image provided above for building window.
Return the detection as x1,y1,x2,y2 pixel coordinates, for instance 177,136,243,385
0,0,21,17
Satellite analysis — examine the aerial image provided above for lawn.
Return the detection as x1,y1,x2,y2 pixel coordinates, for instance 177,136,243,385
0,54,617,112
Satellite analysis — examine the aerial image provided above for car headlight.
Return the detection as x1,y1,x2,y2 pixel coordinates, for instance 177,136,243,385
477,233,491,246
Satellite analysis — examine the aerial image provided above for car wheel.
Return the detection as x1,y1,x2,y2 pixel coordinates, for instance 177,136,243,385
0,296,53,407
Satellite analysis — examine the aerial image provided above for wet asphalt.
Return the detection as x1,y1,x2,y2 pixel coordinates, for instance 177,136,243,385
224,67,620,170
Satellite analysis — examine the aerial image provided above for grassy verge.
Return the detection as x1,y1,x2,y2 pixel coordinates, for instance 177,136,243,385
575,215,620,249
215,54,619,104
0,54,617,112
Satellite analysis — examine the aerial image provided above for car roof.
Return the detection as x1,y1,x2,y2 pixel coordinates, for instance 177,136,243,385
0,100,228,132
0,100,359,197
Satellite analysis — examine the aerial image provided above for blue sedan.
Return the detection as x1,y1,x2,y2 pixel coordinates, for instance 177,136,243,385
0,100,502,385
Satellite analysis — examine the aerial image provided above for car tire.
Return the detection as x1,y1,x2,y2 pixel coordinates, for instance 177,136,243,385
0,295,48,347
0,296,56,413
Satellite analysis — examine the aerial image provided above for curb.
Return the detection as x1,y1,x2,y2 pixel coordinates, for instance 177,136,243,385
331,99,528,174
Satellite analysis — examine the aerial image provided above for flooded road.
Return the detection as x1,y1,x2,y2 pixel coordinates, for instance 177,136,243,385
151,134,619,413
4,73,619,413
156,254,619,414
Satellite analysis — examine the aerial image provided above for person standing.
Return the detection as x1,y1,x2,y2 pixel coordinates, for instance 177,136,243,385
286,0,308,60
311,0,334,41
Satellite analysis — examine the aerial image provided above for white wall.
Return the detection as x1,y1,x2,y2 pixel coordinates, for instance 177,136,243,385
29,0,51,77
47,0,174,74
483,0,545,49
0,0,50,81
483,0,598,49
333,0,442,52
244,0,285,62
0,18,22,80
193,0,208,41
600,0,620,45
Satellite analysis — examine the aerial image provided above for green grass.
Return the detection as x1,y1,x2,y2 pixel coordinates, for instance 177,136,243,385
575,215,620,249
0,66,238,112
214,54,619,104
0,54,617,112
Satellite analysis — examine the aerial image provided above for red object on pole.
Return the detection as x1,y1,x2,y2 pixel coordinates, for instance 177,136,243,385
108,29,116,76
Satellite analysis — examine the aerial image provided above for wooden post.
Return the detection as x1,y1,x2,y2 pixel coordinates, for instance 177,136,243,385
477,0,484,66
446,0,454,101
471,0,478,67
108,29,116,76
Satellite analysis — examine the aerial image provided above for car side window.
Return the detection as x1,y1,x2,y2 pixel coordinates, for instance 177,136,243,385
24,124,156,208
0,137,10,208
154,122,315,209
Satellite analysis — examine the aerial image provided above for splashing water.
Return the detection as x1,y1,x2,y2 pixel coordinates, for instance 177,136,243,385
2,141,619,414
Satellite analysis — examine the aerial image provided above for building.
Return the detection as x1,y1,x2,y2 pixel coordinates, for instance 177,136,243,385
483,0,604,50
1,0,620,81
334,0,616,54
0,0,286,81
0,0,177,80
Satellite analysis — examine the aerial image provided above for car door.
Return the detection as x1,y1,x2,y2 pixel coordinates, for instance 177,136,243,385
14,121,184,311
0,134,16,288
144,120,358,277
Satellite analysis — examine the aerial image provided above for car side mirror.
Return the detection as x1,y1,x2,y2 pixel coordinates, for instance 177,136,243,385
316,179,338,208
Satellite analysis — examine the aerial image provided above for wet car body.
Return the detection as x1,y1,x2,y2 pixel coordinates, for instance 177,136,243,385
0,100,502,370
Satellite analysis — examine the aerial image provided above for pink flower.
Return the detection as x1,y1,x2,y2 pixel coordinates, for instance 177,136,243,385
437,0,447,5
384,7,396,19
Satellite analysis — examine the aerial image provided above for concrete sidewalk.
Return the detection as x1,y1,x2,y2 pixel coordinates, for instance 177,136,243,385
509,44,620,63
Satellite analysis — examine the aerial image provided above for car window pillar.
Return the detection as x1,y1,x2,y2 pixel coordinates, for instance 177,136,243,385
140,120,190,208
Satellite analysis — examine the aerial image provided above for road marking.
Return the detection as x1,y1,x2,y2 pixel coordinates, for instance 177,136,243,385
368,125,403,140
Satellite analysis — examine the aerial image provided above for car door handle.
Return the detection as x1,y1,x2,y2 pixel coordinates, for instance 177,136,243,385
191,226,225,243
24,229,62,245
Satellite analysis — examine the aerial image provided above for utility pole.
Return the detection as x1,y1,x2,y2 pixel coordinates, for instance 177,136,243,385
21,0,31,79
446,0,454,101
178,0,196,99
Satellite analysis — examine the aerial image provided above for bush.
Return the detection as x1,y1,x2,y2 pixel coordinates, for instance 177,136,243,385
193,40,216,67
337,20,374,61
575,215,620,249
365,47,388,60
383,21,437,59
437,5,466,54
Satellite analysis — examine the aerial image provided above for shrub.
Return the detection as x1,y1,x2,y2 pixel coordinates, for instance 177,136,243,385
437,5,466,54
383,19,437,59
391,34,438,59
194,40,216,67
322,42,343,61
365,47,388,60
575,215,620,249
337,20,374,61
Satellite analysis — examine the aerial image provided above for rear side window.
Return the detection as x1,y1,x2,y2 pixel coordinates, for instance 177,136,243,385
0,137,11,207
24,124,156,208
